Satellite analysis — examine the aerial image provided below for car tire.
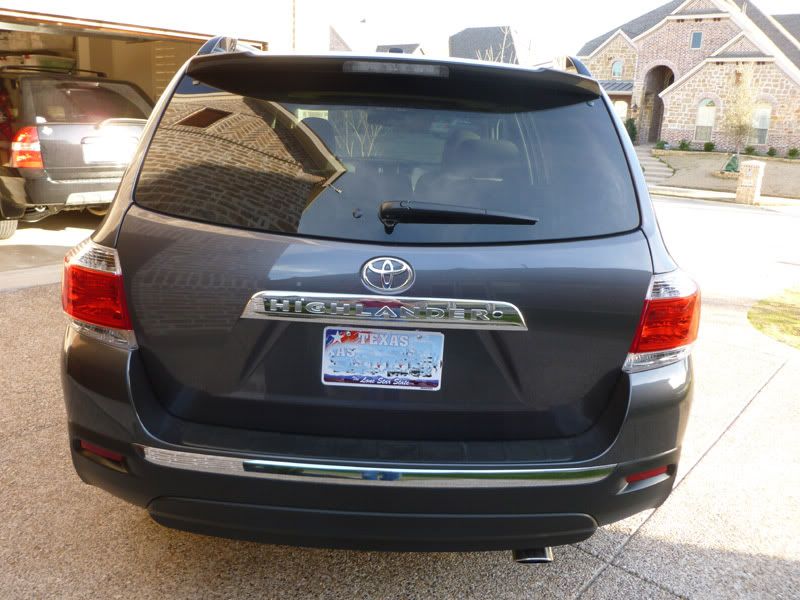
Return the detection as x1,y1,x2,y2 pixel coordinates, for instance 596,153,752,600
0,219,18,240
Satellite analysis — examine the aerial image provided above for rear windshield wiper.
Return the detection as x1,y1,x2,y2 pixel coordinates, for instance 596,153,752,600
379,200,538,233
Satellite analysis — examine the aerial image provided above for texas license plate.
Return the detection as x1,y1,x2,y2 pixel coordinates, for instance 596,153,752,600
321,327,444,391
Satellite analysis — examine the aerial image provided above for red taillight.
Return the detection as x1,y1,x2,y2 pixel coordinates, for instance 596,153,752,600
10,126,43,168
629,294,701,353
62,263,131,329
62,240,136,348
625,465,669,483
624,270,700,373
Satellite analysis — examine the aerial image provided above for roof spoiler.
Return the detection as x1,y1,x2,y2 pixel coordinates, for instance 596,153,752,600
565,56,592,77
196,36,263,56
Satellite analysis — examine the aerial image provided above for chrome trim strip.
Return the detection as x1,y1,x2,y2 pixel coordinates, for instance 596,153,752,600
240,291,527,331
138,446,613,488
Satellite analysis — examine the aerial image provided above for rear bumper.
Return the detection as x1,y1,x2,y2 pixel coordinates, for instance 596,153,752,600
0,171,121,218
62,326,692,551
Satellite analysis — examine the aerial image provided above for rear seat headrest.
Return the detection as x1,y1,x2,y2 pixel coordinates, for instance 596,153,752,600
448,139,520,171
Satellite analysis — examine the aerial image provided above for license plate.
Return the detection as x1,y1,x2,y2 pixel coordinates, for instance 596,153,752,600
321,327,444,391
81,136,138,164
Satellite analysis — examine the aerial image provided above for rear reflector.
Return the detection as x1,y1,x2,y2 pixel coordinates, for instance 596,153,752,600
625,465,669,483
62,239,137,349
79,440,124,463
10,126,43,168
623,270,700,373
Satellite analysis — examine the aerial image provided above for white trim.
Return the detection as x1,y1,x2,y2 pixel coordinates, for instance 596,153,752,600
766,14,800,52
669,0,721,16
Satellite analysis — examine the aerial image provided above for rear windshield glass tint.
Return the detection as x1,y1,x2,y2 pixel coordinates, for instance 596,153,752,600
134,74,638,244
27,79,151,124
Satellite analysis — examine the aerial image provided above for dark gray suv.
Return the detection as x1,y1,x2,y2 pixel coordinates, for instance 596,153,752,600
61,38,699,562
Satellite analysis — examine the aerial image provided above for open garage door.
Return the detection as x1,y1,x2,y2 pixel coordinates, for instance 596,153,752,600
0,8,267,102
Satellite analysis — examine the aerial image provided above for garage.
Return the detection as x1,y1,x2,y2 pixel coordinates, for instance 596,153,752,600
0,8,267,102
0,8,266,268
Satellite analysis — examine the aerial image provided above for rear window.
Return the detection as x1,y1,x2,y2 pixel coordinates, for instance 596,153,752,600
26,79,151,124
134,73,639,244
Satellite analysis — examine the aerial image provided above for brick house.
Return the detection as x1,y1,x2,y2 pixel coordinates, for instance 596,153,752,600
577,0,800,153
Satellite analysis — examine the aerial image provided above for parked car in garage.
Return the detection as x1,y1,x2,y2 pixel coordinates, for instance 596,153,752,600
0,65,153,239
60,38,699,562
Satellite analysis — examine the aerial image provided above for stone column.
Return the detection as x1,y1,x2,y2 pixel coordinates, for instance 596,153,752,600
736,160,766,205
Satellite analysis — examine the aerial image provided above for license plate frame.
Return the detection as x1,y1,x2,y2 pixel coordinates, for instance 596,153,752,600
321,326,444,391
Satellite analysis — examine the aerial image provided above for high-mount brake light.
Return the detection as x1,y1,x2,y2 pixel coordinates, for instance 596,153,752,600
62,239,137,349
623,270,700,373
10,126,43,168
343,61,449,78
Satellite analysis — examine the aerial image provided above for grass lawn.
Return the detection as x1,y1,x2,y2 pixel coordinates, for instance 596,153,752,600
748,287,800,350
658,152,800,199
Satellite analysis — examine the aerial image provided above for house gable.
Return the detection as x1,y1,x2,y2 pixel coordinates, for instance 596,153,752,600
672,0,722,17
711,32,769,57
580,31,638,81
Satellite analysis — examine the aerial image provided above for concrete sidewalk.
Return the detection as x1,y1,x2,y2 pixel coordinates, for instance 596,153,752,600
650,184,800,207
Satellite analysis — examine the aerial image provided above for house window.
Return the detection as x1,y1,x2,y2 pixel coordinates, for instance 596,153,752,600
749,103,772,145
613,100,629,119
694,99,716,142
691,32,703,49
611,60,624,79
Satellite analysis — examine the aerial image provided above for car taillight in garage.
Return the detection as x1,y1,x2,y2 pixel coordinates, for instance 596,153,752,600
623,270,700,373
62,239,137,349
10,126,44,168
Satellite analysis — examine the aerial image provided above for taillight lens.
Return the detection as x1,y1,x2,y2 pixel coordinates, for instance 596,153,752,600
10,126,43,168
623,270,700,373
62,239,137,349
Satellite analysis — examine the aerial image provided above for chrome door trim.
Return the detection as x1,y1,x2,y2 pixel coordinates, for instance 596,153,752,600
138,445,613,488
240,291,527,331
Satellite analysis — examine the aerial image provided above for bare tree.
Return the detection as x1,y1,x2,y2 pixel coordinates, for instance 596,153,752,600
723,64,757,154
330,110,384,158
476,27,517,64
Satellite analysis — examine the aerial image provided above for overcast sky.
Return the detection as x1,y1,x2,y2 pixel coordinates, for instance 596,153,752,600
12,0,800,60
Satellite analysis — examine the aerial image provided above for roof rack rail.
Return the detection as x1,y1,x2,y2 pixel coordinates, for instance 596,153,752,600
0,65,107,77
196,36,262,56
565,56,592,78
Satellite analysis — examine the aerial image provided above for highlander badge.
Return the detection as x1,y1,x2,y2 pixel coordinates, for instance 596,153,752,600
241,292,527,331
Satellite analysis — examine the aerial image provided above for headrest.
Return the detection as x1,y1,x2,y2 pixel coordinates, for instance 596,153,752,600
300,117,336,152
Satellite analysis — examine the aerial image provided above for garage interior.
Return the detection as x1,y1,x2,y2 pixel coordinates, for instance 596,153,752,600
0,9,267,104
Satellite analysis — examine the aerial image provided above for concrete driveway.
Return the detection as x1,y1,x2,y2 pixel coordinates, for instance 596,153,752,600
0,212,101,291
0,198,798,599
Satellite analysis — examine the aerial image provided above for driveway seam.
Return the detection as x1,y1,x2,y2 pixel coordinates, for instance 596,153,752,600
574,358,789,599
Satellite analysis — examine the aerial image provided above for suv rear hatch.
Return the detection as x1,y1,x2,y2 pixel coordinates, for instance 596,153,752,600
116,55,652,443
21,76,152,180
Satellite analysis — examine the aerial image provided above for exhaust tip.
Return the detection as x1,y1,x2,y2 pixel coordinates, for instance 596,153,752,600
512,547,554,564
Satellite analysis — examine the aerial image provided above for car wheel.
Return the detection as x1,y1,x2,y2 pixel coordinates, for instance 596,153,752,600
86,206,109,217
0,219,18,240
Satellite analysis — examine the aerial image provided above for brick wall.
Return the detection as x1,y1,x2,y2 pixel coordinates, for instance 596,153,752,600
137,93,323,233
582,33,637,81
661,61,800,153
632,17,740,141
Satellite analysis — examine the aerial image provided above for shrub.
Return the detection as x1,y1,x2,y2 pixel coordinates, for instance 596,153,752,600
788,148,800,159
655,140,667,150
744,145,757,155
678,139,691,151
703,142,715,152
767,147,777,157
624,118,638,143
